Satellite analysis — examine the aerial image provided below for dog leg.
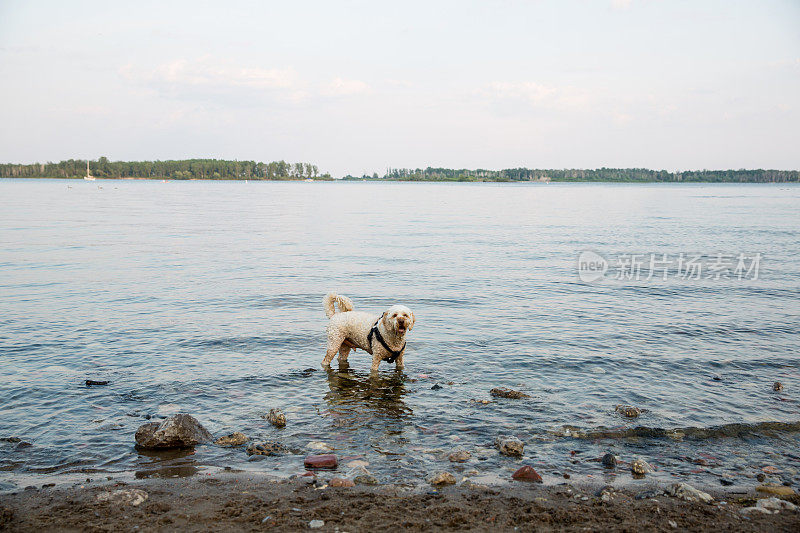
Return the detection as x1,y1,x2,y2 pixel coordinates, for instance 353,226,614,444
322,334,343,367
394,352,404,370
370,353,382,372
338,345,351,362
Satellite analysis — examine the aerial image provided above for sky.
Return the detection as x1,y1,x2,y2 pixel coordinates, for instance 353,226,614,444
1,0,798,176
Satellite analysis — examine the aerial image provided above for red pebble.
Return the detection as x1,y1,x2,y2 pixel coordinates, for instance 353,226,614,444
512,465,543,483
304,454,338,469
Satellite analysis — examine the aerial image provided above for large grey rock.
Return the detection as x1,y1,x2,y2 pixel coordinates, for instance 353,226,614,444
665,483,713,503
134,414,212,450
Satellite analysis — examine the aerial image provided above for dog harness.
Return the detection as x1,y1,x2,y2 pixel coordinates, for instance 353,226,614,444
367,313,405,363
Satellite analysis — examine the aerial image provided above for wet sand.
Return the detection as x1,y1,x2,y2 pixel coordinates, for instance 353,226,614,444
2,474,798,532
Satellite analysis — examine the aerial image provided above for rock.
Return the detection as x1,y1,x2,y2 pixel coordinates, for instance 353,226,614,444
448,449,471,463
96,489,148,506
353,473,379,485
601,453,617,467
773,382,783,391
134,414,212,450
756,484,796,498
214,432,247,447
741,497,798,515
309,519,325,528
266,409,286,428
512,465,542,483
0,437,22,443
665,483,713,503
635,490,661,500
429,471,457,486
720,478,734,486
490,388,529,399
563,473,570,479
431,384,442,390
246,441,287,456
630,459,653,476
756,473,766,482
345,460,369,469
711,374,722,381
304,454,338,469
615,405,641,418
306,441,333,451
495,436,524,457
329,477,355,487
597,486,615,502
85,380,109,387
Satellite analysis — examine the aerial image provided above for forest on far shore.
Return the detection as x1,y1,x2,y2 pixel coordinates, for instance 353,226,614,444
0,158,332,180
1,158,798,182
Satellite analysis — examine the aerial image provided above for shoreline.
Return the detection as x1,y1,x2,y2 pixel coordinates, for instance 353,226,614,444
2,473,798,532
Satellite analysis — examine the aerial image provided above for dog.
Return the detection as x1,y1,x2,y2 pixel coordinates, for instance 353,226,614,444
322,292,415,371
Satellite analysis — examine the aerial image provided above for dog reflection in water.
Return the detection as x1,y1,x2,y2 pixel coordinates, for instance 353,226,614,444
323,362,412,423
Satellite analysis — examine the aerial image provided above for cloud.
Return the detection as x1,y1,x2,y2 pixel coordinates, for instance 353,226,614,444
611,0,633,10
483,81,590,111
119,57,306,104
321,77,371,97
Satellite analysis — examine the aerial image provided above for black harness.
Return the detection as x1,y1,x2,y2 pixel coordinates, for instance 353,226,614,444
367,313,405,363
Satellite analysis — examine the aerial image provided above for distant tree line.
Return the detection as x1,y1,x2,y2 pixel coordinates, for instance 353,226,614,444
0,158,333,180
343,167,799,183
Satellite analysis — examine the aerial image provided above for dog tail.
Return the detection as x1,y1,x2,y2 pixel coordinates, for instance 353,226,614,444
323,292,354,318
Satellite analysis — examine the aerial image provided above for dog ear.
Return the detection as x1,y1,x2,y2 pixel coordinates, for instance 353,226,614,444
381,312,390,329
409,312,415,330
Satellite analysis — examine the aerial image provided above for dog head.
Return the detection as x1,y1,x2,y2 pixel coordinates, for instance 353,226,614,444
382,305,415,335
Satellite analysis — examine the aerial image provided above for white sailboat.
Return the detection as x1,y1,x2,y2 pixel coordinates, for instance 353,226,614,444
84,160,95,181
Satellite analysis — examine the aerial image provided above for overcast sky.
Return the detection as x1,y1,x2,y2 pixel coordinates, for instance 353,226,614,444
1,0,798,176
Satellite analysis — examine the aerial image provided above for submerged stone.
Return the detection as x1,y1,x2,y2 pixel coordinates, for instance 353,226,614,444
495,436,524,457
448,449,471,463
615,405,641,418
490,388,529,399
134,414,212,450
601,453,617,467
214,432,247,447
246,441,288,456
304,454,338,469
266,409,286,428
429,471,457,486
773,382,783,392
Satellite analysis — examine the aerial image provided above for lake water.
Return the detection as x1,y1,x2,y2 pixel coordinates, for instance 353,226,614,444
1,179,799,491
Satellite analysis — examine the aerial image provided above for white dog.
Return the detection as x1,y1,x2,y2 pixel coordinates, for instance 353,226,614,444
322,292,415,371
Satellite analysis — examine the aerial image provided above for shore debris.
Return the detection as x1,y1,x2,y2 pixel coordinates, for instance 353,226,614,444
85,380,109,387
490,388,529,399
615,405,641,418
601,453,618,467
266,409,286,428
134,414,212,450
304,454,338,469
597,486,616,502
429,471,457,486
214,432,247,447
95,488,148,506
630,459,653,476
495,436,524,457
512,465,542,483
329,477,355,487
448,449,471,463
741,497,798,515
246,441,287,456
309,519,325,528
665,483,713,503
756,484,796,498
773,382,784,391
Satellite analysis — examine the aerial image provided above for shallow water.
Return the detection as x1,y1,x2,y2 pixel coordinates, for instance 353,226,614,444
1,179,799,491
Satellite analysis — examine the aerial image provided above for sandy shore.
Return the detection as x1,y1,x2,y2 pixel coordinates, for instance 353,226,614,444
2,474,798,532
